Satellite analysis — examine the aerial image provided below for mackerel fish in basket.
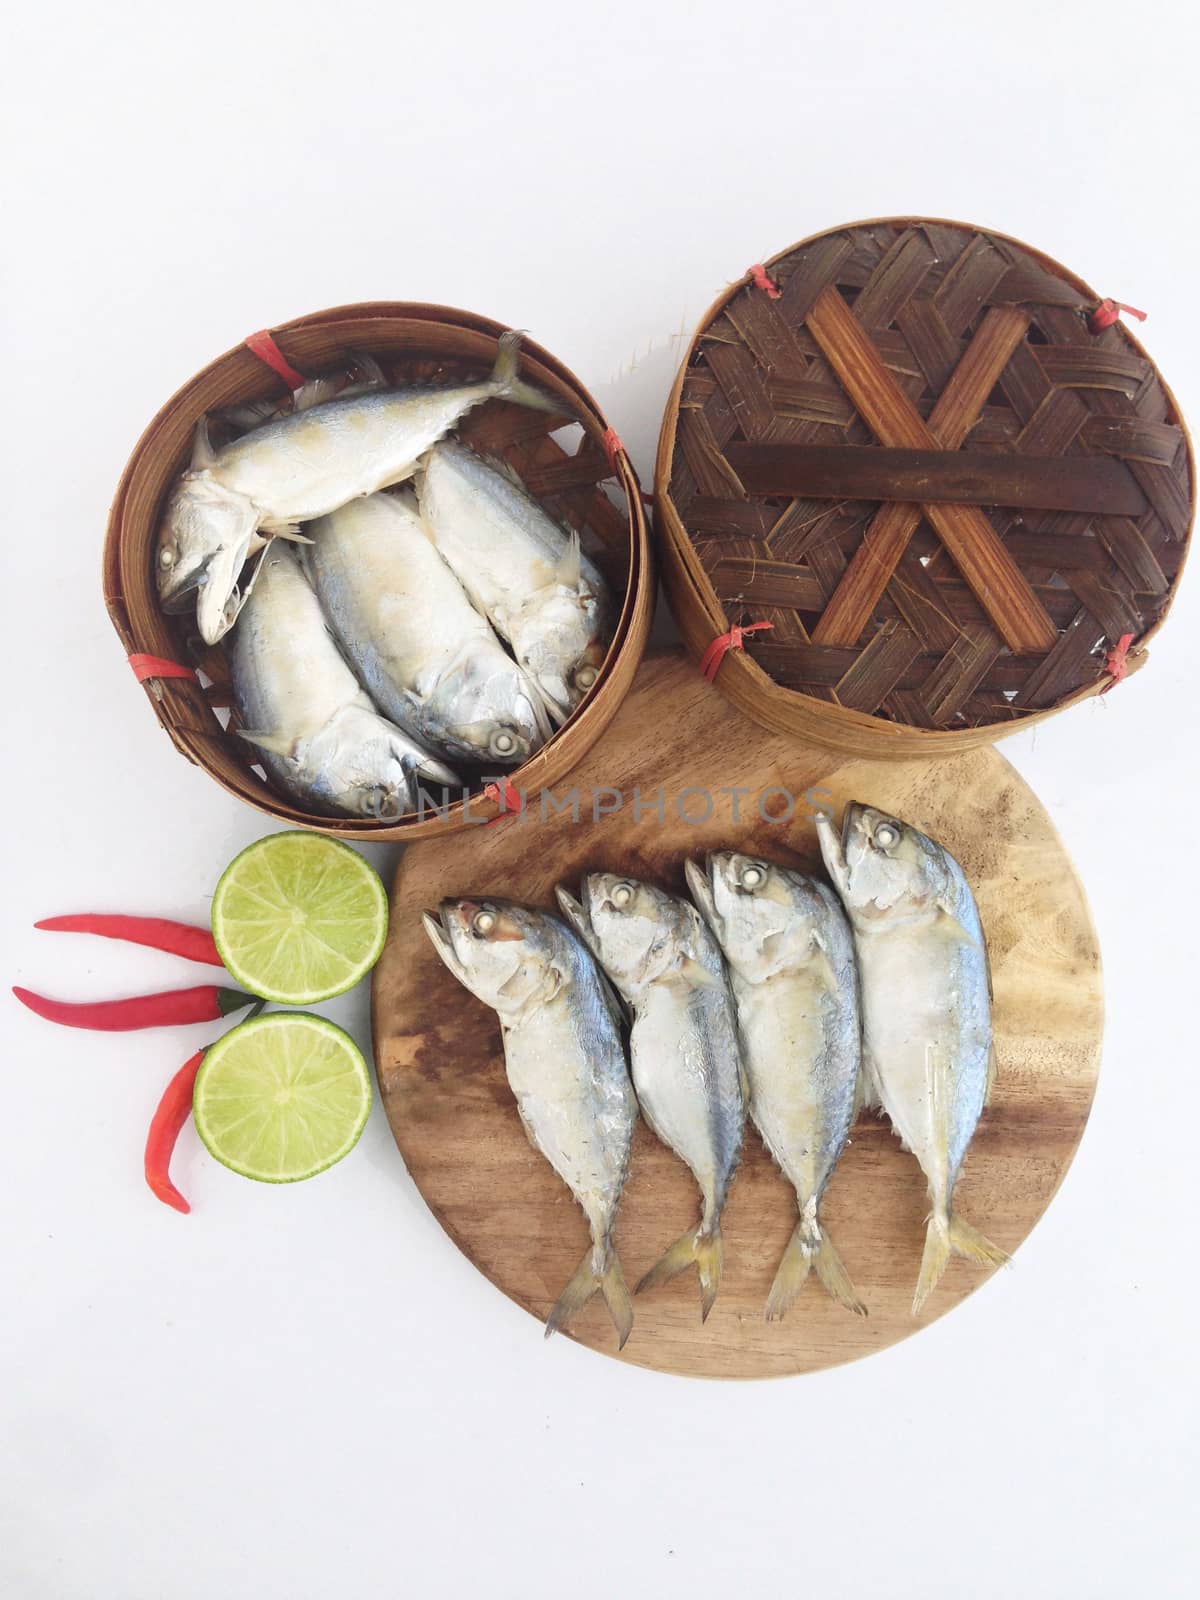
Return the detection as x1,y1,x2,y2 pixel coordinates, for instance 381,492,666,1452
229,542,457,820
306,490,552,767
418,439,613,722
156,332,559,645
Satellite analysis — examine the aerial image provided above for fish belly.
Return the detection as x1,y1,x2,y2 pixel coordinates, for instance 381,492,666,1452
630,983,732,1209
503,1001,631,1232
232,556,358,738
858,929,988,1201
737,976,850,1202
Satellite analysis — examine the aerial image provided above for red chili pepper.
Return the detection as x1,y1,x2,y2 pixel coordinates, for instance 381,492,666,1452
35,914,222,967
145,1049,205,1214
11,984,253,1031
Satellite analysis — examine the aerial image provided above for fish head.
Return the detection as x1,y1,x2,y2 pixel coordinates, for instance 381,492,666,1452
424,898,561,1015
700,852,824,982
301,708,457,822
839,803,954,923
436,655,552,764
578,873,682,995
156,471,260,644
513,588,607,721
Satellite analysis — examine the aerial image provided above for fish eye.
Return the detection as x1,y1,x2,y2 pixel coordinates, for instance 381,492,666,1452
610,883,634,910
874,822,900,849
472,909,497,936
574,664,598,691
159,547,175,568
740,863,766,890
492,730,517,757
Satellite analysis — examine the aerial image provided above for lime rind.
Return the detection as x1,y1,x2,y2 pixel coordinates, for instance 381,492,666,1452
193,1012,372,1184
211,833,388,1005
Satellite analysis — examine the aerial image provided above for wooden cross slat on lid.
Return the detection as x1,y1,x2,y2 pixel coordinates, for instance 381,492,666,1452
787,288,1059,653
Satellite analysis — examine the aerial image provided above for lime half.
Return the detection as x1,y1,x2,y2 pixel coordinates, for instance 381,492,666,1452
211,833,388,1004
194,1012,372,1183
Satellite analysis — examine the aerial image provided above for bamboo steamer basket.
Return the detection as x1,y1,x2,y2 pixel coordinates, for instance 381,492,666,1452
104,304,653,838
654,218,1195,760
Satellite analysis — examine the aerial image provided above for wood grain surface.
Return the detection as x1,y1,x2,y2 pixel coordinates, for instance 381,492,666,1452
372,649,1103,1378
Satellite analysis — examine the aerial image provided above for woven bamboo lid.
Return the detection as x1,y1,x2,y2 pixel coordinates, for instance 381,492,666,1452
655,218,1194,758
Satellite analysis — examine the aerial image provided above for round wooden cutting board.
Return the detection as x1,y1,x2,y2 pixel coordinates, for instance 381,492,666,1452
372,649,1102,1379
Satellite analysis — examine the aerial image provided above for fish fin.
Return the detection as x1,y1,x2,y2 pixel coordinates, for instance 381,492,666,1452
470,446,529,493
949,1213,1010,1277
766,1214,866,1321
812,1229,867,1316
554,529,582,591
913,1210,1009,1314
808,942,840,996
291,374,345,412
853,1050,883,1116
524,675,564,737
267,524,315,545
410,750,461,787
545,1244,633,1350
913,1213,952,1314
637,1224,723,1322
221,397,279,432
600,1251,634,1349
985,1042,999,1106
236,729,297,759
764,1221,814,1320
933,904,982,950
191,418,216,470
676,955,723,993
489,329,562,414
347,351,387,390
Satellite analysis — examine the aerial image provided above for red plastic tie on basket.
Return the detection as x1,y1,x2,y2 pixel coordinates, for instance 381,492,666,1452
699,620,773,684
1102,632,1135,691
483,777,523,826
602,427,624,474
128,654,198,685
244,330,306,390
747,264,781,300
1088,299,1148,333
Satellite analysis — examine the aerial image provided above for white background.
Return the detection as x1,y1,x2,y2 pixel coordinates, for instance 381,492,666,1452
3,2,1198,1594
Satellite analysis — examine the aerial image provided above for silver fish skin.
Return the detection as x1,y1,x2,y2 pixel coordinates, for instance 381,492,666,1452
229,543,458,820
157,332,557,645
423,898,637,1348
557,874,745,1321
687,853,865,1319
306,491,551,767
417,440,612,722
816,804,1008,1312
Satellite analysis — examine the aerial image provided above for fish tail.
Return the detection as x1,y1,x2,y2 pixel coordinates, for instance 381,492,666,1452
913,1208,1010,1314
813,1230,867,1317
766,1215,866,1321
490,330,562,414
545,1240,633,1350
599,1252,634,1350
636,1222,724,1323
